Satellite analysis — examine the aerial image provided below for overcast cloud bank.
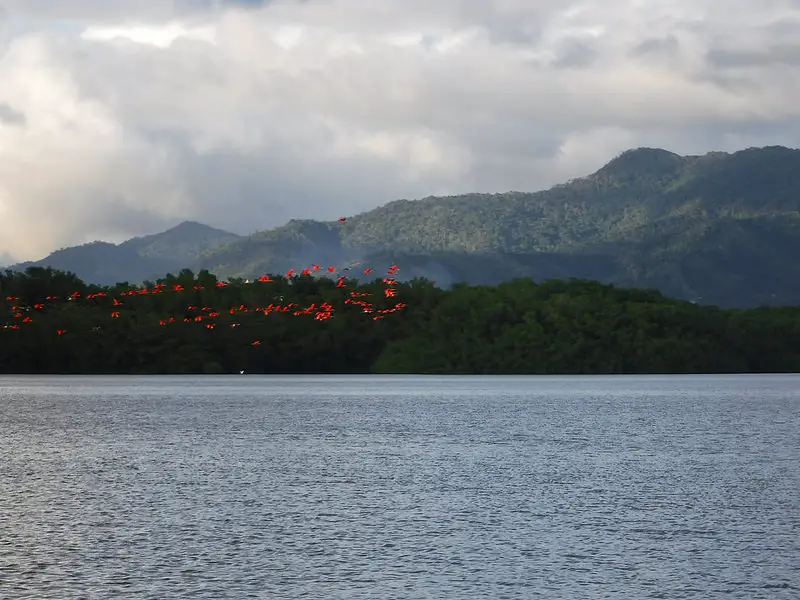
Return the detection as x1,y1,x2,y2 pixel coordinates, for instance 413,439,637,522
1,0,799,260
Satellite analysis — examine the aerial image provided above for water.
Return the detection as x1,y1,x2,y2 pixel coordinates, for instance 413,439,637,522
0,374,798,599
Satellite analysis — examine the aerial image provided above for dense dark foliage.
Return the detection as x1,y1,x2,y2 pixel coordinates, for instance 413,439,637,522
3,267,799,375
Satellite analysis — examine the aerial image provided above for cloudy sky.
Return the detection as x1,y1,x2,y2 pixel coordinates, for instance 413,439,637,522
1,0,799,262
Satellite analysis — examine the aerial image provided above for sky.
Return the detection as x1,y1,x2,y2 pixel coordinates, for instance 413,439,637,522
1,0,799,262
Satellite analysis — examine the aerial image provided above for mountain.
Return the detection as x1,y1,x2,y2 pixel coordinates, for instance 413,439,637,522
196,219,344,279
120,220,241,267
8,145,800,307
9,221,240,286
192,145,800,307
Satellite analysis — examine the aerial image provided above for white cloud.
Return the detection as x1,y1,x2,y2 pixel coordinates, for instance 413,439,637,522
0,0,799,261
80,22,218,47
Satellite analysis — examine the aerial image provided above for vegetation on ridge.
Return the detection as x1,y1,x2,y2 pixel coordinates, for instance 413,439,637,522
9,145,800,308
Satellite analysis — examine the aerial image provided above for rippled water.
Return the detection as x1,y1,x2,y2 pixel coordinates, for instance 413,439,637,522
1,374,798,599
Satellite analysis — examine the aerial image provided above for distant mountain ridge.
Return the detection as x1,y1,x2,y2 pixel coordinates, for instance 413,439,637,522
7,145,800,307
9,221,241,285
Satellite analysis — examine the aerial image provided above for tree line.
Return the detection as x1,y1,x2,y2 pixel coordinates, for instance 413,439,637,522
2,266,799,374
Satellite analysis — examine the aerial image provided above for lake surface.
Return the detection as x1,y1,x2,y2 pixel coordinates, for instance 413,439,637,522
0,374,798,599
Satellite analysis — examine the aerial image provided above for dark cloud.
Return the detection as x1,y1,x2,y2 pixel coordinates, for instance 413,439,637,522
764,16,800,38
174,0,272,14
0,0,272,20
631,36,680,58
551,38,597,69
707,43,800,68
0,102,25,125
174,146,419,234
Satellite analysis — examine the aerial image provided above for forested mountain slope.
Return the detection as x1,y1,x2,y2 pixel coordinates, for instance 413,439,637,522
12,146,800,307
197,146,800,307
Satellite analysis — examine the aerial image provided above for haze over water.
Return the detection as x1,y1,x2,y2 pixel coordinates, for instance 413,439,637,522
1,374,798,599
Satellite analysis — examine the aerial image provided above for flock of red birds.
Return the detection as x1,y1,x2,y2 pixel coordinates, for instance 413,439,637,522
1,261,405,348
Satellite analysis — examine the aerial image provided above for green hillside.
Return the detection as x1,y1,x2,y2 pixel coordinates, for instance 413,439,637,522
11,221,241,286
12,145,800,308
195,145,800,307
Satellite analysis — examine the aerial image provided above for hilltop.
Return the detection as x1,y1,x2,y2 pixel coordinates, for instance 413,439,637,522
10,221,241,286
